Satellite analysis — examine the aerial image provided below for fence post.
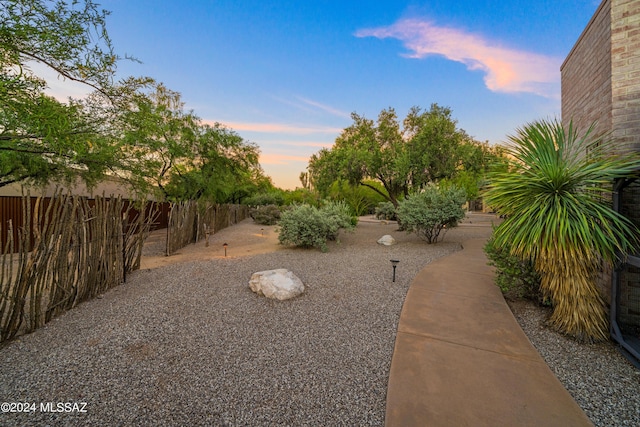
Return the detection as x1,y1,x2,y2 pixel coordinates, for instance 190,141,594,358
122,213,127,283
165,203,172,257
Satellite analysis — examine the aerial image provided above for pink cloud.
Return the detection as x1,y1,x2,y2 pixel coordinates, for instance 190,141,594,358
356,18,561,97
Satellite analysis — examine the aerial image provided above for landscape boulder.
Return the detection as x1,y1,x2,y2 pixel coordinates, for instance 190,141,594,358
249,269,305,300
377,235,397,246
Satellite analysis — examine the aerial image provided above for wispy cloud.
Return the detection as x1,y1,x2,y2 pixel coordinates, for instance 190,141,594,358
295,97,351,119
355,18,561,97
269,95,351,119
205,120,342,135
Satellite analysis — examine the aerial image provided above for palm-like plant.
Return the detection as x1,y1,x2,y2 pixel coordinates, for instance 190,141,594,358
484,119,640,342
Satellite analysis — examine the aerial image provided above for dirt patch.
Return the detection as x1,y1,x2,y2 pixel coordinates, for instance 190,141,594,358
140,221,283,269
139,213,498,270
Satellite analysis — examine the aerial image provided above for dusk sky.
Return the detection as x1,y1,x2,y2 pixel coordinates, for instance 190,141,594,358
46,0,603,189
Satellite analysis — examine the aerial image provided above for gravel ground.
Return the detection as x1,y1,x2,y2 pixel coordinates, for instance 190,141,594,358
0,217,486,426
1,214,638,426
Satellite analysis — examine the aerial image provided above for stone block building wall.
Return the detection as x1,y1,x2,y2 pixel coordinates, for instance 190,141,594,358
561,0,612,138
611,0,640,154
561,0,640,327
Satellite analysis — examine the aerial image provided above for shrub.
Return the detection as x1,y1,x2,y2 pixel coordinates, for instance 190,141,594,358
484,235,544,302
244,192,284,206
375,201,397,221
396,186,466,243
320,200,357,239
277,202,355,251
249,204,281,225
327,180,387,216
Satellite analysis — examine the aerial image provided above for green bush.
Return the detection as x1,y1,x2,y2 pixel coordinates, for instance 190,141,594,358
396,186,466,243
277,202,355,251
484,235,544,302
375,201,397,220
249,204,281,225
321,200,358,239
327,180,387,216
244,192,284,206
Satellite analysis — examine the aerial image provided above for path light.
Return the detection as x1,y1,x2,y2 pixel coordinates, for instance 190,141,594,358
390,259,400,282
223,242,228,257
261,228,264,236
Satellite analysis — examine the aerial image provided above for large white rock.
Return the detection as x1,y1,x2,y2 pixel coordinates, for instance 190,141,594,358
377,235,397,246
249,269,305,300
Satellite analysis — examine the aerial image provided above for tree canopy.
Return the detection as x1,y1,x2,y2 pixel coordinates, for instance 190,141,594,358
307,104,498,206
1,0,270,202
0,0,121,188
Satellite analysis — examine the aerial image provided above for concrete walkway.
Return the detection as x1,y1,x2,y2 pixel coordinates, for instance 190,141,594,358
385,238,594,427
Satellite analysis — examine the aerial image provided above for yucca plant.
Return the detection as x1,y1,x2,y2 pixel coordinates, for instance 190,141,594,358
484,119,640,342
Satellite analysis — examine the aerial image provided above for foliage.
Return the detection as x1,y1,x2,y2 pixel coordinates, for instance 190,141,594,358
307,104,482,207
320,200,358,236
0,0,126,188
327,180,386,216
375,201,397,221
281,188,320,206
243,191,285,206
277,202,355,251
396,186,466,243
484,119,640,342
114,84,264,202
484,235,543,302
0,1,271,202
250,204,281,225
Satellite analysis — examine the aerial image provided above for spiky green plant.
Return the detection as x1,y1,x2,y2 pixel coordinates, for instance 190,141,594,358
484,119,640,342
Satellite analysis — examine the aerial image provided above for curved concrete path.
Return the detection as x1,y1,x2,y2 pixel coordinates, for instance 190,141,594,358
385,238,594,426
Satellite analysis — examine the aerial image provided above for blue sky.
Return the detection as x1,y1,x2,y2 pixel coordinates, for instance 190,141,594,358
50,0,603,189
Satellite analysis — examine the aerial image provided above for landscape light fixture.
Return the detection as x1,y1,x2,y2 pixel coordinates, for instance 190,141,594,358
223,243,228,257
390,259,400,282
261,228,264,236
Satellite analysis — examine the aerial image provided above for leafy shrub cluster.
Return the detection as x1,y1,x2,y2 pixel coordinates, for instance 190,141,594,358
277,201,356,251
249,204,281,225
484,235,544,302
244,192,284,206
396,186,466,243
327,180,388,216
375,201,397,221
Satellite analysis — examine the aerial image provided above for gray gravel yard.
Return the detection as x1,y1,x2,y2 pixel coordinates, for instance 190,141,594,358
0,215,638,426
0,219,470,426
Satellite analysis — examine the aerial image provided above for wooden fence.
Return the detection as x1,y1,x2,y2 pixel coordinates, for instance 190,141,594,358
0,195,248,343
166,201,249,256
0,196,170,249
0,194,157,343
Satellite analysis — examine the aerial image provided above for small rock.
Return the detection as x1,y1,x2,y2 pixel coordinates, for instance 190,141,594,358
249,269,304,300
377,235,396,246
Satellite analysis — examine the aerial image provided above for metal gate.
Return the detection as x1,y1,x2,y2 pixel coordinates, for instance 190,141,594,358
612,172,640,363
